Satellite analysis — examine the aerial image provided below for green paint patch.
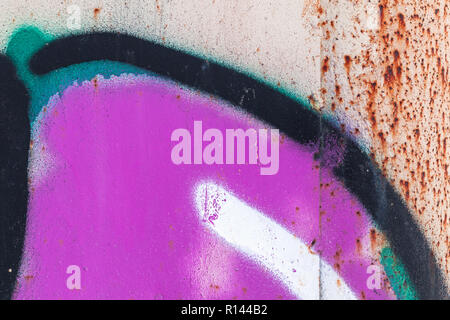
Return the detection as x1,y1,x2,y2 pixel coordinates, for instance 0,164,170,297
380,247,417,300
6,25,51,85
26,61,151,126
6,26,311,127
6,26,151,125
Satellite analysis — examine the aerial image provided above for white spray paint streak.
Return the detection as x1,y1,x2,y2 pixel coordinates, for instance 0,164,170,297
195,182,357,300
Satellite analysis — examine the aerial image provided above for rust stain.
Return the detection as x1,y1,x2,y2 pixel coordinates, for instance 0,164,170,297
314,0,449,288
370,228,377,252
93,8,101,19
344,55,352,76
307,238,317,255
321,56,330,77
356,238,362,255
92,77,98,90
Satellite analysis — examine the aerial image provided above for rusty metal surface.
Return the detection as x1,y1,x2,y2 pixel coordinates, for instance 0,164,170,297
313,0,449,290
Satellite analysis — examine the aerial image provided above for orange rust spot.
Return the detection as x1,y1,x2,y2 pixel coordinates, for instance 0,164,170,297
307,239,317,255
356,238,362,255
317,6,324,15
397,13,405,31
378,131,387,151
384,65,395,85
93,8,101,18
210,284,220,290
24,275,34,282
334,263,341,272
344,55,352,75
400,180,410,201
308,94,316,107
334,247,342,260
335,84,341,97
322,56,330,77
370,229,377,251
366,81,378,134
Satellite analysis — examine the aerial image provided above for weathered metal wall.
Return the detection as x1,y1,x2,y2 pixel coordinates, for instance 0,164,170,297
0,0,447,299
315,0,449,292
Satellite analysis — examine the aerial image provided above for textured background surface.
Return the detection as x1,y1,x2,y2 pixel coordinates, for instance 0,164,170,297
0,0,448,297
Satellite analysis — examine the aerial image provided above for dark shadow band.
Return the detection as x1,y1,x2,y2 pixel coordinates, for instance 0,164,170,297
0,55,30,300
1,32,445,299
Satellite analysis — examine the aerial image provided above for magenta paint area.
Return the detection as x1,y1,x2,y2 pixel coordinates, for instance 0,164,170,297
15,74,394,299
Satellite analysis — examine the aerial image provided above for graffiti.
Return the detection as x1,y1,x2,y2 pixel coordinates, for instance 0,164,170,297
170,121,280,175
0,2,447,301
0,54,30,300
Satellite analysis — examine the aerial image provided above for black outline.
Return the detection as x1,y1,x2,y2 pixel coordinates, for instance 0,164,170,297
0,32,446,299
0,54,30,300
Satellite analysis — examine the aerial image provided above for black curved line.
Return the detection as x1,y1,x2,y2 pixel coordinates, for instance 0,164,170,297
0,54,30,300
23,32,447,299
